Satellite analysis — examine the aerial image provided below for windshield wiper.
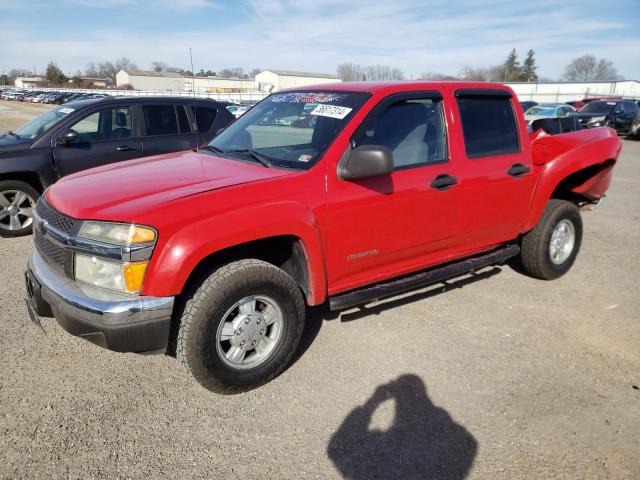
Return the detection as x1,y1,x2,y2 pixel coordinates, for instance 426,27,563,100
228,149,274,168
200,145,228,157
5,131,21,139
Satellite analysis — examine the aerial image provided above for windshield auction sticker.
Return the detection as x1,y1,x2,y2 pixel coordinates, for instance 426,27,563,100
310,104,353,119
271,92,344,103
58,107,75,114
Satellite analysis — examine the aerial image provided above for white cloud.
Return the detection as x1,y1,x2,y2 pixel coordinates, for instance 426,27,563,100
1,0,637,79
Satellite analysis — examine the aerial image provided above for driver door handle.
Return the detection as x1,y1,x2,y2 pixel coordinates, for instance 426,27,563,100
430,174,458,191
507,163,530,178
116,145,136,152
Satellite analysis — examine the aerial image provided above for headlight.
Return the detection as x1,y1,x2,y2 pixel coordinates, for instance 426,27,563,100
78,221,156,246
75,254,149,294
587,116,606,124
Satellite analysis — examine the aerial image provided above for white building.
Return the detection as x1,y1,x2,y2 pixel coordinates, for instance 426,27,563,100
14,77,44,88
505,80,640,103
255,70,340,93
183,76,257,93
116,69,185,91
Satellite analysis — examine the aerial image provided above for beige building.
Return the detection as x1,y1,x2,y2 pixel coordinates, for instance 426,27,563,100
116,69,185,91
255,70,340,93
14,77,45,88
183,76,257,93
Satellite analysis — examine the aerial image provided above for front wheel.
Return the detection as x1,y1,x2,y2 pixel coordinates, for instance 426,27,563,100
176,259,305,393
520,199,583,280
0,180,39,238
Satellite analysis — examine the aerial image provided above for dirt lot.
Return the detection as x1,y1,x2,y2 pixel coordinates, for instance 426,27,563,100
1,99,639,479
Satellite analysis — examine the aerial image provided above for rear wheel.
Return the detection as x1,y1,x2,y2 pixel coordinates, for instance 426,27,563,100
0,180,39,237
520,199,582,280
176,259,305,393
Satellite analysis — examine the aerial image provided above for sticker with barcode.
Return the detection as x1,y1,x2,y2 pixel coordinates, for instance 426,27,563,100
310,104,353,119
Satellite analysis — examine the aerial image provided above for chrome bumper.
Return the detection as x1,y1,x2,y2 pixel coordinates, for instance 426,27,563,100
27,248,175,352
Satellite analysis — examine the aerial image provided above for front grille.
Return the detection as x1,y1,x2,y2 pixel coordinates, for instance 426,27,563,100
36,198,76,234
34,229,66,270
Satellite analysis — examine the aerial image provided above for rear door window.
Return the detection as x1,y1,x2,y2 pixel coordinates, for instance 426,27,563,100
456,94,520,158
143,105,179,136
189,106,217,133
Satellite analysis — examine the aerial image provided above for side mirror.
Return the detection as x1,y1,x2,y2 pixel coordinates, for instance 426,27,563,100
339,145,394,181
57,130,79,145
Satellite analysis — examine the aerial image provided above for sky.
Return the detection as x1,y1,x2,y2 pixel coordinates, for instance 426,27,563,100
1,0,639,80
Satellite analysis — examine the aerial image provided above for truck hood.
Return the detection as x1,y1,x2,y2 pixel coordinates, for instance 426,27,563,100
46,150,297,220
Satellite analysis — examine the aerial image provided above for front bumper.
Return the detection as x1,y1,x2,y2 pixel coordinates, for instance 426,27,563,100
25,248,174,353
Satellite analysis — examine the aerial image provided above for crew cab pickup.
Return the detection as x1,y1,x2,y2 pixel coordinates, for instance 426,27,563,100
24,82,620,393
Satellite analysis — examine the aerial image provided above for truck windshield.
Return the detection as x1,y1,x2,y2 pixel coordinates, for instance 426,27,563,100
208,91,370,170
14,105,76,140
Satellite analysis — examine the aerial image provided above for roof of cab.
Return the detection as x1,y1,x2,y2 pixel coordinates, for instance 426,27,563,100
279,80,513,94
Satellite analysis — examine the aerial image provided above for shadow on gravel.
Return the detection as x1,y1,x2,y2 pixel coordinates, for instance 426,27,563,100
339,267,502,323
288,267,502,370
328,374,477,480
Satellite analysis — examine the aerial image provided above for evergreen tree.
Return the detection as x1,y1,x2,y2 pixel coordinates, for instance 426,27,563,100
521,49,538,82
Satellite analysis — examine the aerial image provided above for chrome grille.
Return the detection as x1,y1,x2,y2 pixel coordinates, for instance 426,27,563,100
34,229,66,270
36,198,76,234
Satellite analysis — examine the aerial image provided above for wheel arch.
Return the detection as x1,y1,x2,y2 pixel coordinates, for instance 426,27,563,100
0,171,45,193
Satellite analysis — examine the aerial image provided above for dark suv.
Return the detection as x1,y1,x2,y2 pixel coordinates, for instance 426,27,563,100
575,99,640,134
0,96,234,236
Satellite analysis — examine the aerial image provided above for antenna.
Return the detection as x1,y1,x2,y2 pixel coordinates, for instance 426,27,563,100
189,48,199,150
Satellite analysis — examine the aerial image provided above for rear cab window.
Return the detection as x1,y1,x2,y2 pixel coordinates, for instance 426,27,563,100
189,106,218,133
455,90,520,158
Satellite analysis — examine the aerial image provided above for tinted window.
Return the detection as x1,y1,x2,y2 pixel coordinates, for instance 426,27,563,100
190,106,217,133
70,106,132,142
457,96,519,158
177,105,191,132
622,102,639,115
580,101,616,114
143,105,179,136
356,98,447,168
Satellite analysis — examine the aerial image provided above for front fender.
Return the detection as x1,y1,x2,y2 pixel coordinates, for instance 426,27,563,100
524,128,621,232
142,200,327,305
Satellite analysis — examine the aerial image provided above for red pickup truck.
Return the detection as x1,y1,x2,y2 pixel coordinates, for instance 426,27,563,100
25,82,620,393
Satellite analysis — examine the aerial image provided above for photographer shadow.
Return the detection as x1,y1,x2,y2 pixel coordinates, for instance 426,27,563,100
328,374,477,480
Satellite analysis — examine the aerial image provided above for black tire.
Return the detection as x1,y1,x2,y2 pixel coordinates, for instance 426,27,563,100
0,180,40,238
520,199,582,280
176,259,305,394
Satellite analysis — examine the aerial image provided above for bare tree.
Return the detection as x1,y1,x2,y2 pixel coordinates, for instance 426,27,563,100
249,68,262,78
337,63,364,81
563,54,620,81
420,71,458,80
459,66,488,81
218,68,245,78
114,57,137,73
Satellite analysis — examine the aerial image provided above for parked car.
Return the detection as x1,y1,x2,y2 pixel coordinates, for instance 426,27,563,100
0,96,234,236
24,81,620,394
566,97,623,110
524,103,575,128
519,100,538,112
575,99,640,134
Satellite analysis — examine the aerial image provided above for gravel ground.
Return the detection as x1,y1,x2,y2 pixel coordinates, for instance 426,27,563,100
1,100,639,479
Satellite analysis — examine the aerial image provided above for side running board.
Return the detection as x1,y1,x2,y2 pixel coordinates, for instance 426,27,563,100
329,244,520,311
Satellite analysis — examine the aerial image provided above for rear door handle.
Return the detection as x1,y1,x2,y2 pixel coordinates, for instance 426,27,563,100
430,174,458,191
116,145,137,152
507,163,530,178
